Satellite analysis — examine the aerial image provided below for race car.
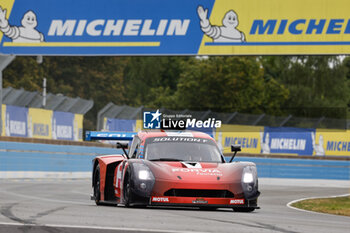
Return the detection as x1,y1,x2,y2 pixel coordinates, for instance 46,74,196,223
86,130,260,212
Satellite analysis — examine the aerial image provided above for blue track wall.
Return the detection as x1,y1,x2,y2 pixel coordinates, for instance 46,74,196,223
229,157,350,180
1,141,349,180
0,141,119,172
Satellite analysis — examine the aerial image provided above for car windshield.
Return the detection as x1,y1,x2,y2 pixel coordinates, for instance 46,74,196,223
144,136,223,162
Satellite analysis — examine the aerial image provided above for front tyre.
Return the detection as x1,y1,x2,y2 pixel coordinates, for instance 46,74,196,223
123,170,132,207
93,164,101,205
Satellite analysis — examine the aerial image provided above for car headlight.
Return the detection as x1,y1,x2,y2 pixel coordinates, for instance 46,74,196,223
131,163,155,197
241,165,259,200
242,172,254,183
138,169,153,180
242,166,257,184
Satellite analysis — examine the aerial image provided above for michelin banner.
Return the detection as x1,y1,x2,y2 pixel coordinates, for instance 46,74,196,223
261,127,315,156
52,111,82,141
28,108,52,139
1,105,83,141
313,129,350,157
1,0,350,55
5,105,28,137
215,125,322,156
215,124,263,154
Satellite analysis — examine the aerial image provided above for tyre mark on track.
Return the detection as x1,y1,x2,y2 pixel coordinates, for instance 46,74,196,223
0,203,32,224
252,222,300,233
1,203,67,227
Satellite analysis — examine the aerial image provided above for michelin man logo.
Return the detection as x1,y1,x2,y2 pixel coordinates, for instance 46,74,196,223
0,6,44,43
197,6,245,42
311,132,325,156
260,132,270,154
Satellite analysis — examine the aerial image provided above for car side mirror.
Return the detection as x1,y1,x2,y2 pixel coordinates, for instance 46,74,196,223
116,142,128,149
229,144,241,162
116,142,129,159
231,145,241,152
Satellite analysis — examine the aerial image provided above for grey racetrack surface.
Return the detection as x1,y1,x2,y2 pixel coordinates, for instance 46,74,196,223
0,178,349,233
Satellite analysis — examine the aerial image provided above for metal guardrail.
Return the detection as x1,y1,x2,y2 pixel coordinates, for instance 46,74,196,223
97,103,350,130
3,87,93,114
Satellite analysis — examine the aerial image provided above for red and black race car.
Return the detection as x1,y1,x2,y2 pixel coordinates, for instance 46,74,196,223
86,130,260,212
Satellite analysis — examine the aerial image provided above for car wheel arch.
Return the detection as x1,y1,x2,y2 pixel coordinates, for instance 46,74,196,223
92,159,100,187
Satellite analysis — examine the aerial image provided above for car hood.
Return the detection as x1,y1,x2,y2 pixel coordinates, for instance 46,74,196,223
144,160,253,182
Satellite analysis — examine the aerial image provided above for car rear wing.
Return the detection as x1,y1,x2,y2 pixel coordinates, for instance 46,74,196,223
85,131,136,141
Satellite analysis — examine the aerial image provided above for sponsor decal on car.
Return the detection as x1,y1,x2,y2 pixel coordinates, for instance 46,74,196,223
172,168,223,176
230,199,245,205
192,198,208,204
152,197,169,202
152,137,208,143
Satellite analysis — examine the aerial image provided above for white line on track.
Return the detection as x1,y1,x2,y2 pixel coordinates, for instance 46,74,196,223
286,193,350,216
0,222,208,233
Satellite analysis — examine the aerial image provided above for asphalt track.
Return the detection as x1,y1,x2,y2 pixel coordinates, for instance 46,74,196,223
0,178,349,233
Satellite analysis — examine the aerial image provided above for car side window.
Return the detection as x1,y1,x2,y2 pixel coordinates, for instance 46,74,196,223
132,144,139,159
136,143,144,159
129,136,140,159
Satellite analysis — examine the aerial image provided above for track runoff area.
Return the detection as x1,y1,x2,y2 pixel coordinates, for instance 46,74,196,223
0,178,348,233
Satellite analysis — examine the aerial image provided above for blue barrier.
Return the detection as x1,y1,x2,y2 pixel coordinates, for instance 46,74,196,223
1,141,349,180
0,141,118,154
230,157,350,180
1,152,94,172
0,141,121,172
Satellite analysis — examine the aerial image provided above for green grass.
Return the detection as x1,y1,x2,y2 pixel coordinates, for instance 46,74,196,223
291,196,350,217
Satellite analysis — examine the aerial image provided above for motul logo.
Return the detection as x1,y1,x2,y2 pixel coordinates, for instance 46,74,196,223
230,199,245,204
152,197,169,202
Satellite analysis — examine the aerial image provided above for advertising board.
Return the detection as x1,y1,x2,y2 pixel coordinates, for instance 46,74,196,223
1,0,349,55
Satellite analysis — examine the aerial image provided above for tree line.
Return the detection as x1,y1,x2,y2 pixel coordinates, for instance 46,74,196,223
3,55,350,130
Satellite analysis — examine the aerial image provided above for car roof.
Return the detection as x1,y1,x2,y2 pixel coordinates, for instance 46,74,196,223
137,130,214,141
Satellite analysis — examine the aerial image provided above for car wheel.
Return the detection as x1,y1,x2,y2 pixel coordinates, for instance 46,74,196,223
93,164,101,205
233,207,255,212
123,171,131,207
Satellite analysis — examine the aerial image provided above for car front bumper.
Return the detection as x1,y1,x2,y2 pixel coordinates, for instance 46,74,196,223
149,196,259,209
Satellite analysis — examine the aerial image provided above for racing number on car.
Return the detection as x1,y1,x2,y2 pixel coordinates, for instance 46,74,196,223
114,163,123,198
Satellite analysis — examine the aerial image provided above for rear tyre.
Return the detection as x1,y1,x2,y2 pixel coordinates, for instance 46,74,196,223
233,207,255,212
93,164,101,205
